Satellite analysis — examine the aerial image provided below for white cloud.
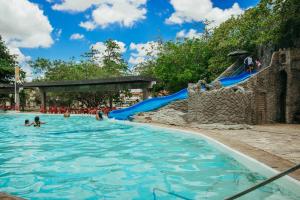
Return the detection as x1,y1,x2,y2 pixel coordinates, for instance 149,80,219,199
90,40,126,64
79,21,97,31
166,0,243,28
7,45,31,64
0,0,54,77
51,0,147,29
70,33,85,40
128,56,145,66
91,42,106,54
90,0,147,28
6,45,33,81
129,41,159,65
52,0,101,12
0,0,53,48
176,29,202,39
91,40,126,54
114,40,127,53
55,29,62,41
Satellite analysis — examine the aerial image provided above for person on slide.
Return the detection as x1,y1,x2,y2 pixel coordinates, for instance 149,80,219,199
244,56,254,73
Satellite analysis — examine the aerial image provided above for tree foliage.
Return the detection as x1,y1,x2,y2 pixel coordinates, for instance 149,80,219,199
206,0,281,76
0,36,16,83
30,58,108,81
138,0,298,92
102,39,127,75
141,39,211,92
276,0,300,47
29,40,129,107
30,40,128,81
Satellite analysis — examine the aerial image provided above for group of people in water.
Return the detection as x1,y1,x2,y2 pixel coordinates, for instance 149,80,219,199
25,110,104,127
24,116,46,127
63,110,103,120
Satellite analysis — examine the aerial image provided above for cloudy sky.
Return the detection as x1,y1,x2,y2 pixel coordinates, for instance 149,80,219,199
0,0,259,75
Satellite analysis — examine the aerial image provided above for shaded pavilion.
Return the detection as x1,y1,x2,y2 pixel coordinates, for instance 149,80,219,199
0,76,156,111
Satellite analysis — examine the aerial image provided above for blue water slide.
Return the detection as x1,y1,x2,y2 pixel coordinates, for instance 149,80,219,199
108,88,188,120
108,71,255,120
219,71,255,87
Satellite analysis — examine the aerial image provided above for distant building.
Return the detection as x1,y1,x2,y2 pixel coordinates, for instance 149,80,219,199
119,89,151,107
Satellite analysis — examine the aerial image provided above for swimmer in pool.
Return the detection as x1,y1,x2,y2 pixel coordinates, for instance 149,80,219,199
63,110,70,118
24,119,31,126
33,116,46,127
96,110,103,121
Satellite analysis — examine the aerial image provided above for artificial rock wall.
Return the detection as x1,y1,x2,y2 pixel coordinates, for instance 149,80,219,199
187,86,254,124
187,48,300,125
133,100,188,126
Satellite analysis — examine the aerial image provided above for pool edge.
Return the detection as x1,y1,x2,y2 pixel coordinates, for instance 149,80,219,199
109,119,300,195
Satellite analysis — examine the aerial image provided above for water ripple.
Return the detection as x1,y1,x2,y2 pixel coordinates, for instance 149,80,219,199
0,114,298,200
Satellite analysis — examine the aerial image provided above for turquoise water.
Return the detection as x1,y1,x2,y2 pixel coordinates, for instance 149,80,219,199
0,114,299,200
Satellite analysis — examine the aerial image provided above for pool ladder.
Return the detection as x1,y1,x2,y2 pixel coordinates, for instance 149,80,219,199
153,163,300,200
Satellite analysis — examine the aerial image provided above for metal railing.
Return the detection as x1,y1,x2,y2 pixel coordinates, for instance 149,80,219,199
225,163,300,200
230,64,245,77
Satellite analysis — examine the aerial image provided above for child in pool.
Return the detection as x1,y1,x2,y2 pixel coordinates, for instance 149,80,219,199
24,119,31,126
33,116,46,127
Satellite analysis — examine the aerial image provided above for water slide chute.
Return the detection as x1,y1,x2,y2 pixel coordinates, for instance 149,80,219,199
108,68,255,120
108,88,188,120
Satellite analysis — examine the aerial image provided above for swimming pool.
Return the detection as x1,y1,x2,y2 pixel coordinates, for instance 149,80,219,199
0,113,299,199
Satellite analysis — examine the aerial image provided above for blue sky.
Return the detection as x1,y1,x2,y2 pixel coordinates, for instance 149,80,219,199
0,0,260,73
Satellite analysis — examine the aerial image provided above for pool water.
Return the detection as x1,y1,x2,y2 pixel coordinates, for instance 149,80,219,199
0,114,299,200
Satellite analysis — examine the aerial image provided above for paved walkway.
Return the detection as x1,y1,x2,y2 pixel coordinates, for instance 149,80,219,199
148,123,300,181
210,124,300,164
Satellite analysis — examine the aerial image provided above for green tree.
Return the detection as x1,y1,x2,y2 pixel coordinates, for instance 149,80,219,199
137,0,297,91
30,58,107,81
276,0,300,47
0,35,28,108
206,0,282,77
0,36,16,83
29,40,129,108
101,39,127,75
140,38,211,93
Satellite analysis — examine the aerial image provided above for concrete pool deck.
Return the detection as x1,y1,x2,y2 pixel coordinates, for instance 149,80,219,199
146,123,300,181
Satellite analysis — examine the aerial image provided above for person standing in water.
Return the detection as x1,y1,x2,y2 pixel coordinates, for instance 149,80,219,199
96,110,103,120
24,116,46,127
64,110,70,118
33,116,46,127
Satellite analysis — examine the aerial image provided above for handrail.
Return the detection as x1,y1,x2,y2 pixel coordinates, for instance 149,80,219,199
225,163,300,200
230,64,245,77
216,60,240,80
153,187,193,200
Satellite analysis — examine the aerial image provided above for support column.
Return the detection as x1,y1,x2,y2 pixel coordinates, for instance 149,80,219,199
15,89,20,111
142,88,150,100
40,89,46,113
